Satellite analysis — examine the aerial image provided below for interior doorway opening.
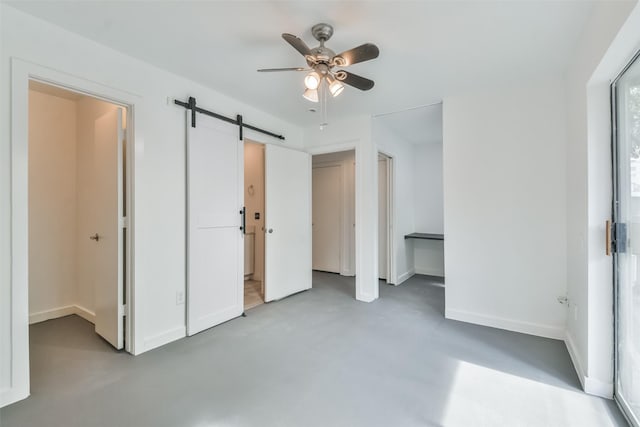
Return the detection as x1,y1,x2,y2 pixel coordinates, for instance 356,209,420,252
243,140,265,310
27,80,130,352
311,150,356,280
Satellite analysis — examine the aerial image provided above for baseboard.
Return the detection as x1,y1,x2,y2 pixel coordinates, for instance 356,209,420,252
445,308,564,340
564,331,586,389
29,304,96,325
414,266,445,277
0,386,29,409
564,331,613,398
584,376,614,399
73,304,95,324
396,269,415,286
29,305,75,324
142,326,186,353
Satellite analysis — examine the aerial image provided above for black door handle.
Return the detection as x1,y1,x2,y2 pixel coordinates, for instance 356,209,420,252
239,207,246,234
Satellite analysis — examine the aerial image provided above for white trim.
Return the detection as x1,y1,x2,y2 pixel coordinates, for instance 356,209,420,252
29,306,76,325
564,331,586,389
74,305,96,324
445,308,564,340
414,267,445,277
396,269,415,285
142,327,186,353
28,305,96,325
584,377,614,399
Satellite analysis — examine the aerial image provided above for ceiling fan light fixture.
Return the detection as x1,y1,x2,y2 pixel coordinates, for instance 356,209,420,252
304,71,320,90
303,88,319,103
327,76,345,97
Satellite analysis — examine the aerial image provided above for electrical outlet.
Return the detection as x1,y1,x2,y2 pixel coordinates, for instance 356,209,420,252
176,291,185,305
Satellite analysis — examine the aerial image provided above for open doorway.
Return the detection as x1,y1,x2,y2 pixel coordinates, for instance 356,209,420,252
28,80,129,351
243,140,265,310
311,150,356,279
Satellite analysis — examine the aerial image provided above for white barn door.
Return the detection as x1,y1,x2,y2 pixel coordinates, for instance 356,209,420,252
264,145,312,301
187,113,244,336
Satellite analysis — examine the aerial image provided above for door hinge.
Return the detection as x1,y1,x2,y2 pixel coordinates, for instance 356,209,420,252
119,304,127,317
613,222,628,254
120,216,129,228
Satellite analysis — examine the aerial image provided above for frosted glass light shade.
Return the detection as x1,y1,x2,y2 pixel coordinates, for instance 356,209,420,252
303,88,319,102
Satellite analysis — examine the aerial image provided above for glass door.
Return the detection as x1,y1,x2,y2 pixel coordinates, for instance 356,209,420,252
613,50,640,427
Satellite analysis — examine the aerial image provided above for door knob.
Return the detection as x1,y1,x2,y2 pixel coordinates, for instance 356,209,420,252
90,233,100,242
268,228,273,234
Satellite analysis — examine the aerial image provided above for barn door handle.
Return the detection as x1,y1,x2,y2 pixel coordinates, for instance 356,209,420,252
239,207,246,234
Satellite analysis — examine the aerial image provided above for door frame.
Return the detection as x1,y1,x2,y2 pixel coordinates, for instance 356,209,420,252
8,58,137,404
611,48,640,427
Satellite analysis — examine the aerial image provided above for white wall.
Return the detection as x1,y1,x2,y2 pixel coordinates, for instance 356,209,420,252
244,141,265,281
1,3,303,407
565,0,638,397
76,97,120,315
443,78,568,339
312,150,356,276
28,90,78,320
373,121,416,284
413,143,444,277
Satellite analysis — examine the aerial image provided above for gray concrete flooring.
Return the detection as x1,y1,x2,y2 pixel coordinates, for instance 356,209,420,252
0,273,628,427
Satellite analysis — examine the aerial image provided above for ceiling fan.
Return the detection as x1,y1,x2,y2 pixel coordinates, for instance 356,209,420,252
258,23,379,103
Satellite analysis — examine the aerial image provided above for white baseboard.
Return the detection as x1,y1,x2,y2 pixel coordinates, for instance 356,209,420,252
29,305,95,325
396,269,415,286
584,376,614,399
414,266,445,277
29,305,76,324
564,331,613,398
445,308,564,340
565,331,586,389
142,326,186,353
74,304,95,324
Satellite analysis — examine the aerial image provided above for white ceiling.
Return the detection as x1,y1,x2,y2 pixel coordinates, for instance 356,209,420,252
9,1,597,128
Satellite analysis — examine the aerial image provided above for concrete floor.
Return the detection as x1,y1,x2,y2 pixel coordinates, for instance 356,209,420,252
0,273,628,427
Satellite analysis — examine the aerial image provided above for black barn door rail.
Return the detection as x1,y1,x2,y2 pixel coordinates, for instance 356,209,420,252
174,96,285,141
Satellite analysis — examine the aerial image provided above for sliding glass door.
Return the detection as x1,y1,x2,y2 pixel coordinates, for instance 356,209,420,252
613,50,640,427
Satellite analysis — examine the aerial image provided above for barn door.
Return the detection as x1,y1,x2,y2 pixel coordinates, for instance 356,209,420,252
186,113,244,336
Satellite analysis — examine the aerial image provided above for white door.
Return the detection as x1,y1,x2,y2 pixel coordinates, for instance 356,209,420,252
312,165,342,273
264,145,312,301
93,108,124,349
187,113,244,336
378,158,388,280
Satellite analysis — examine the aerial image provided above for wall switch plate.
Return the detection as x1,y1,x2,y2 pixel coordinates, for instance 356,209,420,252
176,291,185,305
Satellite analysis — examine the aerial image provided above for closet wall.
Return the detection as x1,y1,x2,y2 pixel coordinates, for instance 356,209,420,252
28,89,78,318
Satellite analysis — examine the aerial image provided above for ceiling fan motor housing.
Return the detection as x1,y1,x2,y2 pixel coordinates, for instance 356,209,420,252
311,23,334,42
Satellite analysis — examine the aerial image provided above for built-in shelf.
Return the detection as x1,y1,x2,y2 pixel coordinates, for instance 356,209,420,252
404,233,444,241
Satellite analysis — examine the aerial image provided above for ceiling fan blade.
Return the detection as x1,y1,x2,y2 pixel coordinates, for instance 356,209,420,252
282,33,312,56
335,43,379,66
257,67,308,72
337,71,375,91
